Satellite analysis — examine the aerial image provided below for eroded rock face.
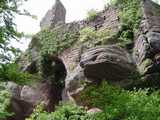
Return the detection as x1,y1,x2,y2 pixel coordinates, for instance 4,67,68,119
66,45,136,105
6,82,22,99
80,45,135,82
7,81,65,120
133,0,160,76
40,0,66,28
8,55,67,120
65,65,85,96
15,0,160,117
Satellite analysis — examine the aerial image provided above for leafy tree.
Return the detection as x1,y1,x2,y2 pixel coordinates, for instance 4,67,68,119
0,0,33,63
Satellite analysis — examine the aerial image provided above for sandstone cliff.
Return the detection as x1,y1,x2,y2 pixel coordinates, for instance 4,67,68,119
8,0,160,119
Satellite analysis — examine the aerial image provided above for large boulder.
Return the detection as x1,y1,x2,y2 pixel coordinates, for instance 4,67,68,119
66,45,136,105
7,81,64,120
8,98,33,120
6,82,22,99
80,45,135,83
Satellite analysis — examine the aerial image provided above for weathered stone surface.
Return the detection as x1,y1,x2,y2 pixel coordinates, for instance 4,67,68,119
65,45,136,105
133,0,160,75
133,35,150,64
9,98,33,120
78,7,120,32
15,0,160,117
65,65,86,96
40,0,66,28
80,45,134,82
8,81,64,120
147,32,160,53
6,82,22,99
20,85,42,104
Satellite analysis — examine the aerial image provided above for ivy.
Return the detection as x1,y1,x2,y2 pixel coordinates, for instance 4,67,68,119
36,28,79,56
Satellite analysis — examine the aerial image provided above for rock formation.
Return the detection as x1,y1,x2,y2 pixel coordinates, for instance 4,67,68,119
133,0,160,76
10,0,160,119
40,0,66,29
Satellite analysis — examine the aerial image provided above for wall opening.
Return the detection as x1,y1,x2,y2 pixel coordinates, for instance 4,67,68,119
41,55,67,111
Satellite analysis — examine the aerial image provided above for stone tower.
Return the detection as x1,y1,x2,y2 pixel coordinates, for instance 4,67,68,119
40,0,66,29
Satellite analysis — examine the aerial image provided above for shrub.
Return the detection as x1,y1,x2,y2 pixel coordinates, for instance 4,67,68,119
79,27,96,43
0,63,38,85
107,0,142,47
0,83,12,119
79,27,111,44
80,81,160,120
118,0,141,31
87,9,98,21
26,102,95,120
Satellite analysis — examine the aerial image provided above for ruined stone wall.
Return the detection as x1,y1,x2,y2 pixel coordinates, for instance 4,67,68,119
59,7,120,75
40,0,66,29
78,7,120,32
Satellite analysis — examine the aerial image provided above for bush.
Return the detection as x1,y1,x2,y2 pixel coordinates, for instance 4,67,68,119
26,102,95,120
108,0,142,47
80,81,160,120
118,0,141,31
79,27,111,44
79,27,97,43
26,80,160,120
0,83,12,119
87,9,98,21
0,63,37,85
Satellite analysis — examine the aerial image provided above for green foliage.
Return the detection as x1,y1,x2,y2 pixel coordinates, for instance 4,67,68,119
87,9,98,21
0,83,12,119
79,27,97,43
118,0,141,44
79,27,111,45
0,0,31,63
27,81,160,120
37,28,79,56
0,63,38,85
107,0,142,47
81,81,160,120
26,102,95,120
118,0,142,31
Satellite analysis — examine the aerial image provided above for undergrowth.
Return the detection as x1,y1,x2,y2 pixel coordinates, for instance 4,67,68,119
0,63,39,85
80,81,160,120
26,102,95,120
0,83,12,119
